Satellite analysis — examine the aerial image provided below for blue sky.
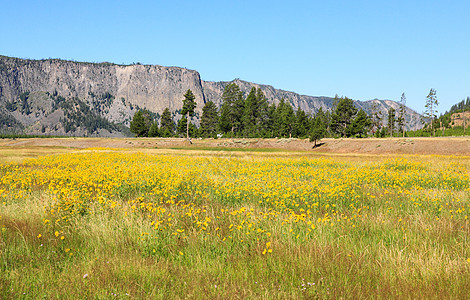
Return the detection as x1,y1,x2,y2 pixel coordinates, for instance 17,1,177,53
1,0,469,113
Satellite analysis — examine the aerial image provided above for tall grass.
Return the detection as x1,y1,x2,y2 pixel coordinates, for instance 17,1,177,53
1,151,470,298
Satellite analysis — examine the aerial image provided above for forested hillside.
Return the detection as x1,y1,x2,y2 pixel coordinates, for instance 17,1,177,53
409,97,470,137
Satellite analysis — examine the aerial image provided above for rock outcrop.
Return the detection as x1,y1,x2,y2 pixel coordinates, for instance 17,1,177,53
0,55,423,135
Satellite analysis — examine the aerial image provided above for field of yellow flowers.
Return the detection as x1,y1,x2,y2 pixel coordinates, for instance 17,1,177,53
1,148,470,298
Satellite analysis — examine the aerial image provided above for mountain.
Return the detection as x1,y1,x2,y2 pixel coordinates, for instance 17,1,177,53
202,79,422,131
0,56,423,136
0,56,205,136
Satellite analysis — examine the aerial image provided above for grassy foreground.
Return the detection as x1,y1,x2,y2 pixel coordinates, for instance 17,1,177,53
1,148,470,299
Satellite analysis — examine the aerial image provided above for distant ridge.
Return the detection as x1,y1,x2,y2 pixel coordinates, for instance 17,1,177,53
202,79,422,131
0,55,423,136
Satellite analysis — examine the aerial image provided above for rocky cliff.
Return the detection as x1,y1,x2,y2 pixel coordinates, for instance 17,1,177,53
0,56,423,136
0,56,205,136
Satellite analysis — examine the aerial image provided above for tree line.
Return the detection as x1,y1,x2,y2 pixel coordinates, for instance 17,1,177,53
411,94,470,137
131,86,470,139
130,83,390,144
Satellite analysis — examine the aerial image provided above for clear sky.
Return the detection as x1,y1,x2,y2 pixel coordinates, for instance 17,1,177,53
1,0,469,113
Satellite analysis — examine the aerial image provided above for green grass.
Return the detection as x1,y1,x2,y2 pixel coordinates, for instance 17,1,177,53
1,151,470,299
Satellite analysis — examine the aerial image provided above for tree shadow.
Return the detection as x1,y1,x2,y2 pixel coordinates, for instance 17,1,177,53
312,142,325,149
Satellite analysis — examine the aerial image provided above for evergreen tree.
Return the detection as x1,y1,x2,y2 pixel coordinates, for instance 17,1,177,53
273,100,284,137
310,116,327,148
219,83,244,136
330,97,357,137
181,89,196,141
148,121,160,137
294,108,310,138
200,101,219,137
177,116,197,137
379,126,387,138
265,103,277,137
255,88,269,136
279,99,296,138
464,97,470,135
424,88,438,136
232,90,245,136
397,93,407,137
160,108,174,137
314,107,330,137
348,109,371,137
449,97,470,114
464,98,468,136
130,110,152,137
447,96,470,135
176,117,186,136
370,102,383,136
387,107,396,137
242,87,258,137
218,101,232,134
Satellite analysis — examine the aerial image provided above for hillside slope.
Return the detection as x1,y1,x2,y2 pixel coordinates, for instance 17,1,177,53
202,79,422,130
0,56,423,136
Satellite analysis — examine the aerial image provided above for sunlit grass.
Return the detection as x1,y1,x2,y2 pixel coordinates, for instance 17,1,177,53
1,150,470,298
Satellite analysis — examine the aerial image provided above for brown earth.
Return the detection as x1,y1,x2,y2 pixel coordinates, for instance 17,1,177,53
451,111,470,128
1,137,470,158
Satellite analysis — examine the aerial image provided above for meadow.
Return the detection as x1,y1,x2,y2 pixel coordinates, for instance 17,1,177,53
1,147,470,299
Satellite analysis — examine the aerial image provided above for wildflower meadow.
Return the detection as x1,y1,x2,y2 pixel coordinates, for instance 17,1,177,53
1,148,470,298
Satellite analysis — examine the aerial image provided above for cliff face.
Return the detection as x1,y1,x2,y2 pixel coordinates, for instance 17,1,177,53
0,56,423,135
356,99,422,131
0,56,205,135
0,56,205,113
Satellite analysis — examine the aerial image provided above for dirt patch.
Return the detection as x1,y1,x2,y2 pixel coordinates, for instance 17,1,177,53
1,137,470,156
315,137,470,156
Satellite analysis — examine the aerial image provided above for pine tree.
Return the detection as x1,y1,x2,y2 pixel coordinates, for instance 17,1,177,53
314,107,330,137
242,87,258,137
176,116,186,136
255,88,269,136
310,116,326,148
397,93,407,137
232,91,245,136
130,110,152,137
379,126,387,138
464,97,470,135
181,89,196,141
273,100,284,137
348,109,371,137
294,108,310,138
265,103,277,137
177,116,196,137
424,88,438,136
218,101,232,134
200,101,219,137
330,97,357,137
160,108,174,137
219,83,244,136
370,102,383,136
148,121,160,137
387,107,396,137
278,99,296,138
